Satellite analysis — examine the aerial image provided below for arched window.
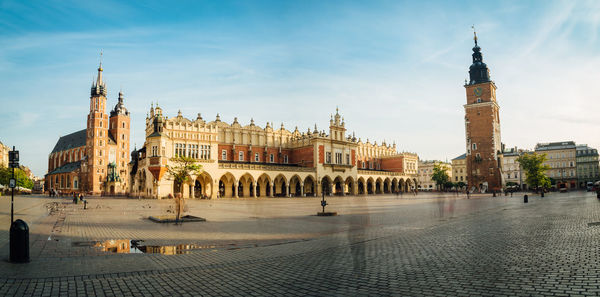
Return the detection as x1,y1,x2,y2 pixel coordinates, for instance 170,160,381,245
122,122,126,128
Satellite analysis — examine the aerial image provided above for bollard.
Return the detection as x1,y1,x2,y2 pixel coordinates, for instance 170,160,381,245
541,192,544,198
10,219,30,263
524,195,528,203
84,200,88,210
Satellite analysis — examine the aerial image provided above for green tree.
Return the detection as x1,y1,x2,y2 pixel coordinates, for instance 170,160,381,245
166,156,203,195
457,181,466,190
0,166,33,189
517,153,551,193
431,163,450,191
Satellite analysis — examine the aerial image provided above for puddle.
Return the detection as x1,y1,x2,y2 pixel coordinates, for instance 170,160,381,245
72,238,311,255
73,239,217,255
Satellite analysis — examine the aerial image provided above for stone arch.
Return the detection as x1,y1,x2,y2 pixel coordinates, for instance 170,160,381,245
398,178,406,192
321,175,332,196
366,177,374,195
357,177,366,195
303,175,316,197
391,178,398,193
194,171,213,199
383,177,391,194
239,173,256,198
257,173,272,197
289,174,303,197
219,172,236,198
273,174,288,197
345,176,355,195
375,177,383,194
333,176,344,196
406,178,413,192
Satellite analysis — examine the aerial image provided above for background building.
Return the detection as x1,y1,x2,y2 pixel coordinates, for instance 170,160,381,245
451,154,466,185
418,160,452,191
46,62,131,195
502,147,528,189
576,144,599,188
535,141,577,189
130,107,419,199
0,141,9,168
463,32,503,193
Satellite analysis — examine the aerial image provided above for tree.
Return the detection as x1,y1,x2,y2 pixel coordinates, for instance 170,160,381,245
457,181,466,190
444,181,455,191
166,156,203,223
517,153,551,193
431,163,450,191
166,155,203,195
0,166,33,189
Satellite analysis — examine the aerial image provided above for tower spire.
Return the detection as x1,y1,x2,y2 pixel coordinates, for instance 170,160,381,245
472,25,477,46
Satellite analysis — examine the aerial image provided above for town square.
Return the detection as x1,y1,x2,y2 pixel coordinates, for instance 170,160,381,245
1,0,600,296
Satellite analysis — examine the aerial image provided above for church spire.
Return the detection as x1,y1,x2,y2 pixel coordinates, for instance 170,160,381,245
91,51,107,96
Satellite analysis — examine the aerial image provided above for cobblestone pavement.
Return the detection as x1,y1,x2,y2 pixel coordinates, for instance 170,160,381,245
1,191,600,296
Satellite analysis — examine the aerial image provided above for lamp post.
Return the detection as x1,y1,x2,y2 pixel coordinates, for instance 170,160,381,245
8,146,19,224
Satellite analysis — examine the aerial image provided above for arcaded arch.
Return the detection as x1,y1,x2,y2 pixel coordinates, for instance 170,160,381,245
289,174,302,197
194,171,213,198
257,173,272,197
219,172,237,198
303,175,316,196
383,177,391,194
333,176,344,196
345,176,355,195
357,177,366,195
239,173,256,197
273,174,288,197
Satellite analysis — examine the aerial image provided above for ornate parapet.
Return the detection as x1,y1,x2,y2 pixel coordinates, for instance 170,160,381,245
219,162,314,172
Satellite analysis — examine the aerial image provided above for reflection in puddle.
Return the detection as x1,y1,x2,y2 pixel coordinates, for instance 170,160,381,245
90,239,216,255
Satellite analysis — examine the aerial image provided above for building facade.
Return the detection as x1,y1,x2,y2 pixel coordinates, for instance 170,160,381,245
130,107,419,199
535,141,577,189
502,147,528,189
418,160,452,191
0,141,9,168
46,62,131,195
576,144,599,188
463,32,503,193
451,154,467,185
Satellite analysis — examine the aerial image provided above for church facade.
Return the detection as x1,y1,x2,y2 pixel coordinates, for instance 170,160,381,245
130,107,419,199
46,63,131,195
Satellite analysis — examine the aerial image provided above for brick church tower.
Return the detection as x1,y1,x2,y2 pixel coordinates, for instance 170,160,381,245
87,61,110,194
464,31,503,192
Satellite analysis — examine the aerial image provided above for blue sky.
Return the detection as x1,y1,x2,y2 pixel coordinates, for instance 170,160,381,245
1,0,599,176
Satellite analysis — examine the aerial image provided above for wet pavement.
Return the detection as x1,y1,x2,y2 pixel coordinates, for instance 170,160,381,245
1,191,600,296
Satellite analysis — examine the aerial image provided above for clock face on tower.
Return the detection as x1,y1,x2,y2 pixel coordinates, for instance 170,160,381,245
474,87,483,96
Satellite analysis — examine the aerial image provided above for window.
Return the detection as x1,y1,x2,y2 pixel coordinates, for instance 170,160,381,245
284,155,288,163
222,150,227,160
346,154,350,165
326,152,332,164
239,151,244,161
270,154,274,163
362,161,365,168
255,153,259,162
472,143,477,150
335,152,342,164
476,98,482,103
151,146,158,157
369,162,373,169
122,122,125,128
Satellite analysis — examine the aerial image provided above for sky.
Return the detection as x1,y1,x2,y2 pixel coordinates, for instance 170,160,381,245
1,0,600,177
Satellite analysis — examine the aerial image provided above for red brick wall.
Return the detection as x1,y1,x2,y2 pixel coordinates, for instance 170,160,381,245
290,146,314,167
351,150,356,167
318,145,324,164
218,144,233,161
381,156,404,172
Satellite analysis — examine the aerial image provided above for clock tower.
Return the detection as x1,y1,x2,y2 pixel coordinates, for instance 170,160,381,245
464,31,503,192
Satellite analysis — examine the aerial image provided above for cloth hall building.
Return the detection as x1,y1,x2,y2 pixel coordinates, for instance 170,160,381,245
130,107,419,199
